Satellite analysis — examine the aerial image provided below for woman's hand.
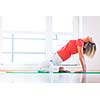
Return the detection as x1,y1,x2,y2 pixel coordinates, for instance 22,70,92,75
74,70,86,73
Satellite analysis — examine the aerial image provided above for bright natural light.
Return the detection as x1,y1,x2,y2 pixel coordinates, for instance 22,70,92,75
1,16,78,65
2,16,46,32
52,16,73,32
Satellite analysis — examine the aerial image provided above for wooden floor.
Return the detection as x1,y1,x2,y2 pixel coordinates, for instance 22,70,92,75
0,72,100,83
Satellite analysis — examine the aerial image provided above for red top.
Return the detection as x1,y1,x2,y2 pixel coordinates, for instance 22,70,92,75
57,39,85,61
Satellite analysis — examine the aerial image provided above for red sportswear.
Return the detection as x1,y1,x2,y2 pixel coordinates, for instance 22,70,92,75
57,39,85,61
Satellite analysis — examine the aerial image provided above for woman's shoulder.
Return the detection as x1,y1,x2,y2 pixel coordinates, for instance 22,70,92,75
77,38,84,41
76,38,85,47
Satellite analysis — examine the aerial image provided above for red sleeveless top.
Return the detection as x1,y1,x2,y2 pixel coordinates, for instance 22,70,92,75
57,39,85,61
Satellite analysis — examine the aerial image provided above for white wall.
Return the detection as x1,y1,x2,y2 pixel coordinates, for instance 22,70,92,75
82,16,100,70
0,16,2,63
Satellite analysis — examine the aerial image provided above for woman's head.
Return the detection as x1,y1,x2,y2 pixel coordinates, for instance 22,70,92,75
83,36,93,42
83,42,96,57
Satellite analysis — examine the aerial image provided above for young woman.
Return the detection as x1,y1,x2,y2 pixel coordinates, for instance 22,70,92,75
40,36,96,72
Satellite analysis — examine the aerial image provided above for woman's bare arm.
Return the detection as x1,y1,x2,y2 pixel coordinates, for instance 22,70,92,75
77,46,87,72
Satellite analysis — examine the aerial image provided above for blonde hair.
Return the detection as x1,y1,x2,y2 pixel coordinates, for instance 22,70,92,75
83,42,96,57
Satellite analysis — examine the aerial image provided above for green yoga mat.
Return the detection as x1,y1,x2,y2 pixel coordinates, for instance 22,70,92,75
6,70,100,74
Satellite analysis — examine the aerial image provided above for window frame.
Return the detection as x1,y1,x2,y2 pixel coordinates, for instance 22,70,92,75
1,16,80,66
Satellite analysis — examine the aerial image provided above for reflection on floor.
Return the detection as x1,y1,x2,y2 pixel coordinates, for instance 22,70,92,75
0,73,100,83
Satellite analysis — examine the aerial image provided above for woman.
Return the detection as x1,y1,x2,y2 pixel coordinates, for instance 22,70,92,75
40,36,96,72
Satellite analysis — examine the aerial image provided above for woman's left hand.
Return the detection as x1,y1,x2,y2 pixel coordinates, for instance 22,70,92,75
74,70,86,73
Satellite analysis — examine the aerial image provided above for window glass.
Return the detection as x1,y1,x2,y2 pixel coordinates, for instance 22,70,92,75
2,16,46,32
14,54,45,64
1,16,78,65
52,16,73,32
14,39,45,52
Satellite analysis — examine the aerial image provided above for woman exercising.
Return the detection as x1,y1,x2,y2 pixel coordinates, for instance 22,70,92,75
40,36,96,72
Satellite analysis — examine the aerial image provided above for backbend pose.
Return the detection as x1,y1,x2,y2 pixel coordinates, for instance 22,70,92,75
40,36,96,72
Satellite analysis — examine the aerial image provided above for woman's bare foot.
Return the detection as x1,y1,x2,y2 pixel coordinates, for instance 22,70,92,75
59,67,70,73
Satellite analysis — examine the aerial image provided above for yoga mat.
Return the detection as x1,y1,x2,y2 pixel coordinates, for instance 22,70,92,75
6,71,100,74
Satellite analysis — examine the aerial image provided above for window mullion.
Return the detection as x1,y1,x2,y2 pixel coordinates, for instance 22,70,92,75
45,16,53,58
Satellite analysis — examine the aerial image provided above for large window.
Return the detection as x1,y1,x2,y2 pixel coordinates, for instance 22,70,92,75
1,16,79,66
52,16,73,32
2,16,46,32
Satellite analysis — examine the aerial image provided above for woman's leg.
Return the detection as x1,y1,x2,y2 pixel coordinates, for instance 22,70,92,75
39,53,63,71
